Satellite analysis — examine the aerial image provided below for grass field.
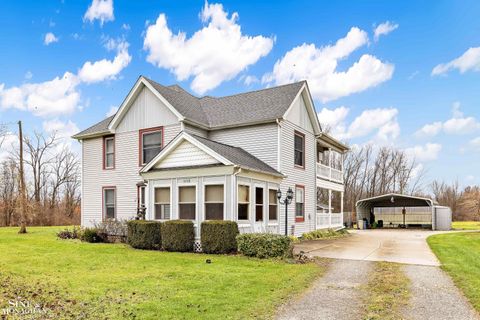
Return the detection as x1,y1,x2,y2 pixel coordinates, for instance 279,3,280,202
0,227,322,319
452,221,480,230
428,232,480,313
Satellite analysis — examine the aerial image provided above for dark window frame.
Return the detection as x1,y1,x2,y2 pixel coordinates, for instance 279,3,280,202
102,186,116,220
139,126,164,166
178,185,196,220
295,184,305,222
294,131,305,169
103,135,115,170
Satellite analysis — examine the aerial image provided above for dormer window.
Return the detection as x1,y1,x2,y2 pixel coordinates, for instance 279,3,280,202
139,127,163,165
103,136,115,169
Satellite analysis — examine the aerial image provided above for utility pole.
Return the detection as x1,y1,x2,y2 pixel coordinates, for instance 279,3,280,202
18,120,27,234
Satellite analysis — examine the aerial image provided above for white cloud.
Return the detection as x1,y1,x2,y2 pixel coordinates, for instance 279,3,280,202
78,41,131,83
143,2,274,94
121,23,130,31
44,32,59,45
263,27,394,102
24,71,33,80
318,106,399,142
470,136,480,150
106,105,118,117
415,121,442,137
43,119,80,151
0,42,130,116
0,132,18,161
317,106,349,134
0,72,80,117
432,47,480,75
84,0,114,26
373,21,398,41
416,102,480,137
347,108,400,141
242,75,259,86
405,143,442,162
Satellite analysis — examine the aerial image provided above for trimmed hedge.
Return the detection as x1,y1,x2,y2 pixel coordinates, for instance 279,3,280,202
127,220,162,250
201,221,239,254
162,220,195,252
237,233,293,259
301,228,348,241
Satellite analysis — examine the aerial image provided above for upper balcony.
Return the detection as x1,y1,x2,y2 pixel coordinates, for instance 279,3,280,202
316,138,345,184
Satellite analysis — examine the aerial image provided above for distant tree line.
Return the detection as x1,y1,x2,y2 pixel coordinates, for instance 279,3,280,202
0,129,80,227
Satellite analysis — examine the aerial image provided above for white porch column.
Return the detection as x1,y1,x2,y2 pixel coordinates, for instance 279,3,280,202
328,189,332,227
340,191,344,226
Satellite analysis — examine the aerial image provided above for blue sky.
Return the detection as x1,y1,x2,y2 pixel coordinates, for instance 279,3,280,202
1,0,479,188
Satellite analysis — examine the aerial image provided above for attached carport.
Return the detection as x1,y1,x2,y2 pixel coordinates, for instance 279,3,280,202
356,193,451,231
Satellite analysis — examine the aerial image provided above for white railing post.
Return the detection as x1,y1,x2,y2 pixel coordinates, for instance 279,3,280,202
341,191,344,226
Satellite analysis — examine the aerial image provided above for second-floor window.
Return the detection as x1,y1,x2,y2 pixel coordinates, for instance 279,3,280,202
140,127,163,165
104,136,115,169
294,131,305,168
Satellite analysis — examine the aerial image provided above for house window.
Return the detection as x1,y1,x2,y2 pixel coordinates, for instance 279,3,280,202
138,186,146,209
205,185,224,220
294,131,305,168
140,127,163,165
237,185,250,221
179,186,196,220
104,136,115,169
295,186,305,222
255,187,263,222
154,187,170,220
103,187,116,219
269,189,278,221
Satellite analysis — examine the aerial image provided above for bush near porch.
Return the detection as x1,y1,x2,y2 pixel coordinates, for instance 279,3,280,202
127,220,162,250
161,220,195,252
0,227,322,319
237,233,293,259
301,228,348,241
201,220,239,254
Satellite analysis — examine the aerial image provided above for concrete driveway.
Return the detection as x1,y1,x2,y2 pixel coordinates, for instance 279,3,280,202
295,229,444,266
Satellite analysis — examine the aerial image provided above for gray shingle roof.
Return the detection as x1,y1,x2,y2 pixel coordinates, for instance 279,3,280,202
73,77,305,138
191,134,283,176
72,115,114,139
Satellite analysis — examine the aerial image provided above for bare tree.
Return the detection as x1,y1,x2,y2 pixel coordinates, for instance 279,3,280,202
459,186,480,221
0,159,18,226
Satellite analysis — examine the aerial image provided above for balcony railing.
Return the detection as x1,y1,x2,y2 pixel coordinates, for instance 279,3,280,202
317,163,343,183
316,213,343,229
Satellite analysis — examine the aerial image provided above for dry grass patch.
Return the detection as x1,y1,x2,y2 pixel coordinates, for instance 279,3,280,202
362,262,410,320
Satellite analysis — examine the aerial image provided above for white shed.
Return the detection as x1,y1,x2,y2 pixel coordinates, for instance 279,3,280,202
356,193,452,231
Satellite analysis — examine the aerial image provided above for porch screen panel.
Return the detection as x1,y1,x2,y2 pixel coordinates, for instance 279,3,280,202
205,185,224,220
179,186,196,220
237,185,249,220
255,187,263,222
154,187,170,220
268,189,278,220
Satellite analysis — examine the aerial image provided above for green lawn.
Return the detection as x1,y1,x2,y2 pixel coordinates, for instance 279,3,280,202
452,221,480,230
428,232,480,312
0,227,322,319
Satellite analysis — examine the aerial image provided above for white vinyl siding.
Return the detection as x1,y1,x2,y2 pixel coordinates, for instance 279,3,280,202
209,123,278,169
116,86,179,133
183,123,208,138
81,123,181,227
279,120,316,236
155,140,220,169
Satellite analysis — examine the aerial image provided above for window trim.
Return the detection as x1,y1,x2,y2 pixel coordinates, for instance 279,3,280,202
204,184,225,220
139,126,164,166
178,185,197,221
154,186,171,221
268,188,278,222
103,135,115,170
295,184,305,223
294,131,305,169
102,186,116,220
237,183,250,222
255,186,264,222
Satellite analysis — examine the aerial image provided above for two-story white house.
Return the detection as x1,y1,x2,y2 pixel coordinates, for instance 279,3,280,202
73,76,348,238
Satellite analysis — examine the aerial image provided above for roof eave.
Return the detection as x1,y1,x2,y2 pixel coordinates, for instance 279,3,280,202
317,132,350,152
72,130,112,140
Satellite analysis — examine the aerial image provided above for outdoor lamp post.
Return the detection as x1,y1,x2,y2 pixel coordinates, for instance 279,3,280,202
277,187,294,236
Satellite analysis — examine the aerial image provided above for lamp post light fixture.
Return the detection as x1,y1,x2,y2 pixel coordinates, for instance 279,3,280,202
277,187,294,236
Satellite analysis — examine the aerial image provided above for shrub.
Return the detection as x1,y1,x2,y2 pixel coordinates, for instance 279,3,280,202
162,220,194,252
80,227,105,243
201,221,239,254
301,228,348,240
95,219,128,243
127,220,162,250
56,226,81,240
237,233,293,259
